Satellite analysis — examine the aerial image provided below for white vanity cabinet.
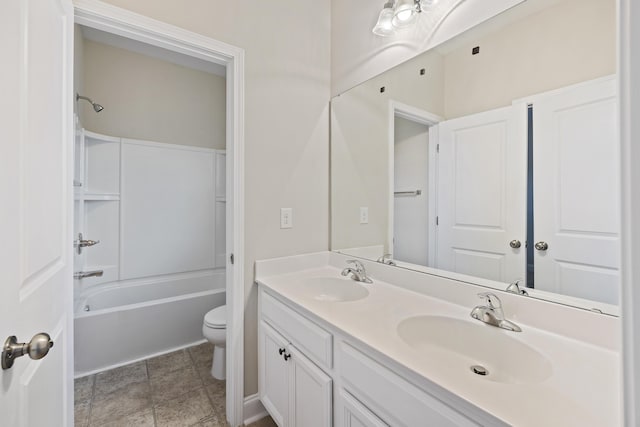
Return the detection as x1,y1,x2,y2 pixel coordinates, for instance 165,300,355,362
258,286,492,427
259,293,333,427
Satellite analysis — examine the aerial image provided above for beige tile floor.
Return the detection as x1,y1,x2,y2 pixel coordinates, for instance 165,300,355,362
75,342,276,427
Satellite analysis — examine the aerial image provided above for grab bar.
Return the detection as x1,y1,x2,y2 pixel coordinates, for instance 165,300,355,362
394,190,422,196
74,270,103,280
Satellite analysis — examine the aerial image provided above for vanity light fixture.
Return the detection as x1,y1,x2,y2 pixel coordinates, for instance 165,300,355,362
372,0,446,37
372,1,396,36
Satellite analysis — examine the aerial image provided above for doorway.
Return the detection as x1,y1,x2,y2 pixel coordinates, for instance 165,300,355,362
73,3,245,425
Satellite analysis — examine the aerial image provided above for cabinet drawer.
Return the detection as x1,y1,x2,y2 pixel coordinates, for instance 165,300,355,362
339,343,479,427
261,291,333,368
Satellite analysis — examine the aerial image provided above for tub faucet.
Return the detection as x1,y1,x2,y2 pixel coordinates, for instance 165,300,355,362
470,292,522,332
341,260,373,284
376,254,396,266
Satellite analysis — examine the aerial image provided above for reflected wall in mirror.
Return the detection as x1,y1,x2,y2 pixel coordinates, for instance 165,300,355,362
331,0,618,313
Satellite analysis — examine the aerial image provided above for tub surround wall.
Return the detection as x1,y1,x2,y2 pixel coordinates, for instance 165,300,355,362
255,251,620,426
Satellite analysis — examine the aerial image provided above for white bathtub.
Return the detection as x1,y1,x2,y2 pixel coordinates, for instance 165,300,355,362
74,270,225,377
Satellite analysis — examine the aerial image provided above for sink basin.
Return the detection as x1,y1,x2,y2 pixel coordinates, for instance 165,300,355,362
397,315,552,384
302,277,369,302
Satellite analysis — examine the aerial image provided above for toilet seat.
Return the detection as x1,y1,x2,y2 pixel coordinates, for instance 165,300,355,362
204,305,226,329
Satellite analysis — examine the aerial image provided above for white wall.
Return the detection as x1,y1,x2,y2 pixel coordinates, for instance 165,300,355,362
73,25,85,123
620,0,640,423
97,0,331,396
393,118,429,266
81,39,226,149
331,0,524,95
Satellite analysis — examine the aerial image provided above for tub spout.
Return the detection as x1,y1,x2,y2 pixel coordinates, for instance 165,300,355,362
74,270,103,279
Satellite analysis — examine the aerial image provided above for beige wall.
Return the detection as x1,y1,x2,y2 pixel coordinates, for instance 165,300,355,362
97,0,331,396
81,39,226,149
443,0,616,118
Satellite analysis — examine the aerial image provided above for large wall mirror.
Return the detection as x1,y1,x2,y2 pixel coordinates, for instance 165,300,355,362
331,0,618,314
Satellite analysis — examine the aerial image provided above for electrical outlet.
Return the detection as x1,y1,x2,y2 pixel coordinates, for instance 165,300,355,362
280,208,293,229
360,207,369,224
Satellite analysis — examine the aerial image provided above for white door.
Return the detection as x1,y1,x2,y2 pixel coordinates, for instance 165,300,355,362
259,322,289,427
289,345,332,427
337,389,388,427
436,105,526,283
0,0,74,425
533,76,619,304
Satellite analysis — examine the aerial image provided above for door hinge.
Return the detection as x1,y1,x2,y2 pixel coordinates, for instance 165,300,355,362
436,144,440,153
230,253,234,265
436,216,439,226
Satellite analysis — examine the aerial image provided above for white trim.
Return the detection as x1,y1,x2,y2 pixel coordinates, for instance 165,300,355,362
72,1,245,425
620,0,639,424
387,100,443,260
242,394,268,426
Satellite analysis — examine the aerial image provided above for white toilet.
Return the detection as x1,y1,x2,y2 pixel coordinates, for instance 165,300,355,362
202,305,226,380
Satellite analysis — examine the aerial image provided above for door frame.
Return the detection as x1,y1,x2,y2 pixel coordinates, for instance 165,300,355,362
73,1,246,425
387,100,442,265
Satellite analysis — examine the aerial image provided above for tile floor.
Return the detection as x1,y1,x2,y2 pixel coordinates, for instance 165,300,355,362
74,342,276,427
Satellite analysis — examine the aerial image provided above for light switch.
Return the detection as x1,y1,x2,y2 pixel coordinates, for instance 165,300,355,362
281,208,293,229
360,207,369,224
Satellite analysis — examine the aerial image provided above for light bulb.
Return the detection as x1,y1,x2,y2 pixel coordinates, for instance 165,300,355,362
372,1,396,37
392,0,418,28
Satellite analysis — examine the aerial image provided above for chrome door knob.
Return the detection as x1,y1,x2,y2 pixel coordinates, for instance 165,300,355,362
1,333,54,370
534,241,549,251
509,240,522,249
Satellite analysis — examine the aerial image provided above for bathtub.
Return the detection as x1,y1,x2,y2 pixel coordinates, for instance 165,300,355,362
74,269,225,377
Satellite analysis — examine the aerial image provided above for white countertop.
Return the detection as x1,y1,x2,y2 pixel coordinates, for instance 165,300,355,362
256,254,621,427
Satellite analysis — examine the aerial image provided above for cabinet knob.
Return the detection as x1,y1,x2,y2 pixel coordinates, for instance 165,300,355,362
278,348,285,355
284,353,291,361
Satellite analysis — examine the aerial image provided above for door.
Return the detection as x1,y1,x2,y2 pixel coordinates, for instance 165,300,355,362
289,345,332,427
259,322,289,427
533,76,619,304
337,389,388,427
436,106,526,283
0,0,74,425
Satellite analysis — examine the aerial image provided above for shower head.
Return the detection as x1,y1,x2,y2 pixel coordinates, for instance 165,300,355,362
76,93,104,113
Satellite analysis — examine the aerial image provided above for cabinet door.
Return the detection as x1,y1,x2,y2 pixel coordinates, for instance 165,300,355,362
289,344,333,427
338,389,387,427
259,322,290,427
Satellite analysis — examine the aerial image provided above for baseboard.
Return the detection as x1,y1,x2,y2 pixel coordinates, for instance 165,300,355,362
243,393,268,425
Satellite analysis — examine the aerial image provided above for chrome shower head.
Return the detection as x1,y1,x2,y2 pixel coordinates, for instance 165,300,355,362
76,93,104,113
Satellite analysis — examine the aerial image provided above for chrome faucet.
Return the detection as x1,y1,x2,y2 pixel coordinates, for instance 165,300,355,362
506,280,528,296
470,292,522,332
376,254,396,266
341,260,373,284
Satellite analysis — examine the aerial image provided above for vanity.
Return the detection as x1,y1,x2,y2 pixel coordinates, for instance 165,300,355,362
256,252,620,427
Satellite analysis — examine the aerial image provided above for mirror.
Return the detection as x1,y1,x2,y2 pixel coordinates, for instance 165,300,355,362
331,0,618,314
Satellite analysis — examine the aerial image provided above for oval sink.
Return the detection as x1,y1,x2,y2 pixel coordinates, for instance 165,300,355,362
397,315,552,384
302,277,369,302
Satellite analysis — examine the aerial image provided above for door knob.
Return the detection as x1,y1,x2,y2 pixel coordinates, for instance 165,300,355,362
509,240,522,249
2,333,54,370
534,241,549,251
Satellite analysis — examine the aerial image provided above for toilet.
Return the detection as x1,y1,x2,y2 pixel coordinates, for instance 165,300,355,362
202,305,226,380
